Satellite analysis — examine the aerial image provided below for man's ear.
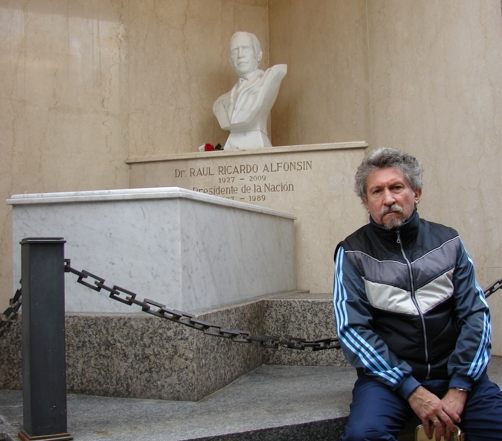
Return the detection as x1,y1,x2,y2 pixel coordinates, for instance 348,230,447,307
414,188,422,203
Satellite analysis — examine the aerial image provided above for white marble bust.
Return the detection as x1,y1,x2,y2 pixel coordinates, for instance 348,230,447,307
213,32,287,150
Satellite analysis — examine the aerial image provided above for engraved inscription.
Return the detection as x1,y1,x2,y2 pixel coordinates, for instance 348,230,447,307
174,159,312,203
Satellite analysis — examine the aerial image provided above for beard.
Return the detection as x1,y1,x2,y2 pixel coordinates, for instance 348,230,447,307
381,204,405,230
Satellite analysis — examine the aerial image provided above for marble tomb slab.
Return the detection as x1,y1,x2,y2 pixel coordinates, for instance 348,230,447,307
8,187,296,314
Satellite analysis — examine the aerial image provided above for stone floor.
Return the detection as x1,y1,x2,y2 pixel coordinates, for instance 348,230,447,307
1,357,501,441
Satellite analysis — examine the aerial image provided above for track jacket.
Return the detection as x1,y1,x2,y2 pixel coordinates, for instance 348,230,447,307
333,210,491,399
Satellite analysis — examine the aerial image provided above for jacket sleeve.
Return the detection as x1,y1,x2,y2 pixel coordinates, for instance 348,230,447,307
447,239,491,390
333,244,420,399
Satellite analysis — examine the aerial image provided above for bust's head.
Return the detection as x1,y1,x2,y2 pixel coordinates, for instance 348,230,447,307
229,32,263,77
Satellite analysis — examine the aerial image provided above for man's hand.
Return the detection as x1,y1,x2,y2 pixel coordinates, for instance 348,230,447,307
408,386,458,441
441,388,468,425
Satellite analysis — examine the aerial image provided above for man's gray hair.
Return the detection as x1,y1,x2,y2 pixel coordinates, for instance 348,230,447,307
230,31,262,57
355,147,423,200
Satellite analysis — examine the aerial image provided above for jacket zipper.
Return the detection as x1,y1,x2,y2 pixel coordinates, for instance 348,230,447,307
396,230,431,378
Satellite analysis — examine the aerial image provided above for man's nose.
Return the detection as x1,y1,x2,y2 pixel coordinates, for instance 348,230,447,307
383,189,395,205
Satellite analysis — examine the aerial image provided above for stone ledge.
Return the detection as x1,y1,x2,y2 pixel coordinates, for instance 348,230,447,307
126,141,368,164
0,292,345,401
191,419,346,441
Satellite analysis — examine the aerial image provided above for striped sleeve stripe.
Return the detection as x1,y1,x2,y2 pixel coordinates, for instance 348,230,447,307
334,247,403,385
463,252,492,380
468,309,491,380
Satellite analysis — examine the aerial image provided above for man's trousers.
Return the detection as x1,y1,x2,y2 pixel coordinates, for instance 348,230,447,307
341,373,502,441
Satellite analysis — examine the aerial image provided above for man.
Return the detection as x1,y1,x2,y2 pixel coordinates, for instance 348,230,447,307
333,148,502,441
213,31,287,150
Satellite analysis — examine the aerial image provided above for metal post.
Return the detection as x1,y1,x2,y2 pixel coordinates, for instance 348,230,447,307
18,238,72,441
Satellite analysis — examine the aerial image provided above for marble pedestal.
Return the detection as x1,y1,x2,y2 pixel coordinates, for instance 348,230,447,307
8,187,296,314
128,141,369,296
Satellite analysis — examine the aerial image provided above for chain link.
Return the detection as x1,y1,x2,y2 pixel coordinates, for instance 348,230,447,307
0,288,22,338
64,259,341,351
3,260,502,350
484,278,502,299
64,261,502,351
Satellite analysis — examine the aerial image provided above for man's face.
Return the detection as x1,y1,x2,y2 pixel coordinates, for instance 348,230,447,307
230,34,259,76
363,167,421,230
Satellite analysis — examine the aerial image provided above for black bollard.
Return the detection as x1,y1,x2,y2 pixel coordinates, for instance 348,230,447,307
18,238,73,441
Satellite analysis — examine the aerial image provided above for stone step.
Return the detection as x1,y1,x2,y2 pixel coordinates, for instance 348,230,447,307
2,291,501,440
1,364,352,441
1,358,501,441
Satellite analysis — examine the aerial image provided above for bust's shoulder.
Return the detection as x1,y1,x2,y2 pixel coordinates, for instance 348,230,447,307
214,90,232,106
265,64,287,78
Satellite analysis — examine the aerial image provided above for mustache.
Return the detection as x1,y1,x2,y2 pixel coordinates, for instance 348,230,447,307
381,204,403,216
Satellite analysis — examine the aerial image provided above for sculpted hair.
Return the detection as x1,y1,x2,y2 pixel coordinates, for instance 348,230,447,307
355,147,423,200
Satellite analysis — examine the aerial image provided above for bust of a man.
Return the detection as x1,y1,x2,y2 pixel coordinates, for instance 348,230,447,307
213,32,287,150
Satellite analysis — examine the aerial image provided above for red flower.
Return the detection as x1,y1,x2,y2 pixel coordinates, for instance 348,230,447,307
204,143,215,151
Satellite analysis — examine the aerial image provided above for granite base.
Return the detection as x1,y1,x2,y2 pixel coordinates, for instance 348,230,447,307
0,293,345,401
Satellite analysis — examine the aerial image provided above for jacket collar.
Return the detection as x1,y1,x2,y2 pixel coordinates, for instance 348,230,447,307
368,209,420,244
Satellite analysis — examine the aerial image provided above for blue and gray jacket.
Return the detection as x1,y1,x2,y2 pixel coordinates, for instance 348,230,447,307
333,210,491,399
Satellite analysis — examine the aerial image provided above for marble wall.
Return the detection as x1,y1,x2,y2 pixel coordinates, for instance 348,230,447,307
1,0,501,353
126,0,270,158
268,0,502,354
0,0,269,308
269,0,368,146
365,0,502,354
0,0,130,302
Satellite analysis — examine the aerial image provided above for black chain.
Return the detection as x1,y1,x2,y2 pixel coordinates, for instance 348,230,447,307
3,261,502,350
63,259,341,351
484,278,502,299
0,288,22,338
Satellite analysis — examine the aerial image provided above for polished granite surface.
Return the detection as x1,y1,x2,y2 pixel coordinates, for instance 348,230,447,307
1,358,501,441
